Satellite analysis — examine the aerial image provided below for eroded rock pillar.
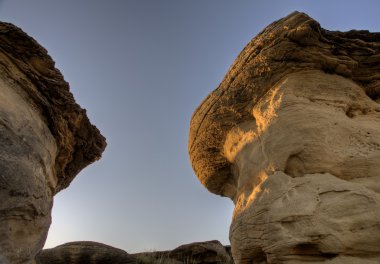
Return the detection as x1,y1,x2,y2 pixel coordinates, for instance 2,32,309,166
189,12,380,264
0,22,106,264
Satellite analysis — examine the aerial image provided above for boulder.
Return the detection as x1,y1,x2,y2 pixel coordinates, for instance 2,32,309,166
35,241,136,264
189,11,380,264
0,22,106,263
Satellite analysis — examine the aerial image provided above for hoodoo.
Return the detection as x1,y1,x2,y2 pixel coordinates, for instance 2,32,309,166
0,22,106,263
189,12,380,264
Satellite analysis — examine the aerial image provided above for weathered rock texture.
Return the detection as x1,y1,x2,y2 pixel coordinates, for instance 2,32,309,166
0,22,106,264
189,12,380,264
133,240,233,264
35,241,136,264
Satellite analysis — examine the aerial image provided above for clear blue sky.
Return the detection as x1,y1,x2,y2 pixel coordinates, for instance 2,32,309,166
0,0,379,253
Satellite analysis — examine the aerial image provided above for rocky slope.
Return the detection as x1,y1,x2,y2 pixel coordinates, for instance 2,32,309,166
0,22,106,264
189,11,380,264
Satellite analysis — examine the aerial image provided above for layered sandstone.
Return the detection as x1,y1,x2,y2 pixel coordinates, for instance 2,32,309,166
0,22,106,264
189,12,380,264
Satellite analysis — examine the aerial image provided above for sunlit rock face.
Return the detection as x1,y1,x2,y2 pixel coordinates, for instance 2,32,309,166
0,22,106,264
189,12,380,264
229,71,380,263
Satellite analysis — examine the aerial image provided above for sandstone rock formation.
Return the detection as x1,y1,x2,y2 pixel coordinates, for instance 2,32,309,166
133,240,233,264
189,11,380,264
0,22,106,264
35,241,136,264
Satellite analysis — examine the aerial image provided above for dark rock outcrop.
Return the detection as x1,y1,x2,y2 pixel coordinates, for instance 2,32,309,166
189,12,380,264
168,240,233,264
133,240,233,264
36,240,233,264
35,242,136,264
0,22,106,264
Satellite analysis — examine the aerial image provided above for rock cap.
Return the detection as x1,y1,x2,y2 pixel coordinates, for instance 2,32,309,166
188,11,380,198
0,22,106,193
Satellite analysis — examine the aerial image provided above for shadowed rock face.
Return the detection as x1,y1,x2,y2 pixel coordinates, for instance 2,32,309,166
189,12,380,264
0,22,106,263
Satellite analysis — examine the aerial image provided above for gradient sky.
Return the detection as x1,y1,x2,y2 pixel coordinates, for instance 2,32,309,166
0,0,379,253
